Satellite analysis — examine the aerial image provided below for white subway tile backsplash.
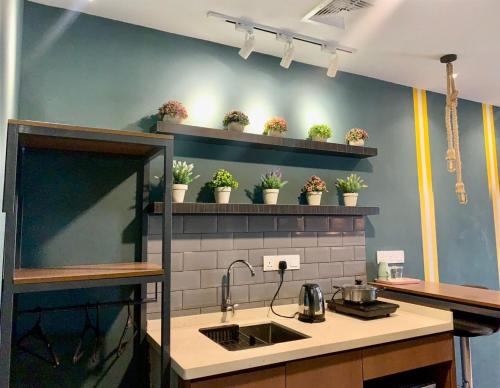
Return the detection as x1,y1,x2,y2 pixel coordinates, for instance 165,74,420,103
183,288,217,308
147,214,366,317
183,251,217,270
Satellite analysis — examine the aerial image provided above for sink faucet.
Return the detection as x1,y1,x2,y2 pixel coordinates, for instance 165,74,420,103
222,260,255,313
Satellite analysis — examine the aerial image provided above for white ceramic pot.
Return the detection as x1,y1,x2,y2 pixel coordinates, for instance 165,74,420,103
263,189,279,205
266,129,283,137
172,184,188,203
343,192,359,207
215,187,232,204
311,135,328,142
227,122,245,132
163,115,182,124
306,191,322,206
348,139,365,146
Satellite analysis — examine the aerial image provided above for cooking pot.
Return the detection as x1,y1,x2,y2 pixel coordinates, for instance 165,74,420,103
333,280,381,304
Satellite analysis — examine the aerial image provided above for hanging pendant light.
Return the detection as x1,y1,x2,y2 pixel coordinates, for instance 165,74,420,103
441,54,467,205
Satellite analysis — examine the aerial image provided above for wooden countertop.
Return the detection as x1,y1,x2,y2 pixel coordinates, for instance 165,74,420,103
147,299,452,380
372,281,500,310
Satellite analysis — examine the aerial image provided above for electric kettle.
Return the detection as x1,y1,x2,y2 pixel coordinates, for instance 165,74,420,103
298,283,325,323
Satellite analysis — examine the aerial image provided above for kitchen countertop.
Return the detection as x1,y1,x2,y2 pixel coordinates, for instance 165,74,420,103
147,298,453,380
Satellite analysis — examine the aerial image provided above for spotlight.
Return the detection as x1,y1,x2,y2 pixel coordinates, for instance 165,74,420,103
322,45,339,78
327,53,339,78
239,31,255,59
280,39,295,69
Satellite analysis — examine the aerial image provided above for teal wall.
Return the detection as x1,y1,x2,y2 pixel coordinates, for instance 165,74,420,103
11,1,499,386
426,93,500,386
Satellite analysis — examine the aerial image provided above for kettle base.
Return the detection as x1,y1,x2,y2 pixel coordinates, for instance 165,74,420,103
298,314,325,323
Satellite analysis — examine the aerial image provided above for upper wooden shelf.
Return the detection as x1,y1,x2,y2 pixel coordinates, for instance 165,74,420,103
156,122,377,158
13,262,164,293
10,119,173,156
152,202,379,216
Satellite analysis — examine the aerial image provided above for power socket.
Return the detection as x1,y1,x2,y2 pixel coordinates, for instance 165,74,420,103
263,255,300,271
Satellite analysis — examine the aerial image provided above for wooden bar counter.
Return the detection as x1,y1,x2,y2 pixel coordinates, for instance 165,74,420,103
372,281,500,318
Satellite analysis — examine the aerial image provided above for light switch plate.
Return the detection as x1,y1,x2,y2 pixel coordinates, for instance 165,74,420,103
263,255,300,271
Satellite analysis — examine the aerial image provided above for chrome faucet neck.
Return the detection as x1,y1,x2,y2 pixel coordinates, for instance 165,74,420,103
222,260,255,313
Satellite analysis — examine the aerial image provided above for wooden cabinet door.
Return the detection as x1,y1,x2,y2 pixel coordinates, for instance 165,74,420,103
362,332,454,381
183,366,285,388
286,350,363,388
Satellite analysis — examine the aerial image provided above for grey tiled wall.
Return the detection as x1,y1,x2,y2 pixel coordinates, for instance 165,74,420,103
147,215,367,318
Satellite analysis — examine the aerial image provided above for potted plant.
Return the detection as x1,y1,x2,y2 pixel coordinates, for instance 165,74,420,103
223,110,250,132
158,100,188,124
345,128,368,146
209,169,239,204
263,117,287,137
336,174,367,207
171,160,200,203
308,124,332,142
260,168,288,205
301,176,327,206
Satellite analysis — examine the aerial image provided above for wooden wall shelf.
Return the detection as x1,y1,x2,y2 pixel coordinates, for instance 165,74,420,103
11,119,173,156
13,262,164,293
151,202,379,216
156,122,377,158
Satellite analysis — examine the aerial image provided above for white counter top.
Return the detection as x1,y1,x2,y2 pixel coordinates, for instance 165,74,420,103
147,299,453,380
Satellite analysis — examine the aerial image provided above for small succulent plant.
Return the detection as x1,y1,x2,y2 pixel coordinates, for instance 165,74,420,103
263,117,287,135
336,174,367,193
158,100,188,120
301,176,328,193
345,128,368,143
260,168,288,190
308,124,332,139
223,110,250,128
209,169,239,189
172,160,199,185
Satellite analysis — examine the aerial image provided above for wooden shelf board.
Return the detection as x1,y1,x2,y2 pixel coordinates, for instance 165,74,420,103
10,120,173,156
13,262,164,285
372,281,500,310
156,122,377,158
151,202,379,216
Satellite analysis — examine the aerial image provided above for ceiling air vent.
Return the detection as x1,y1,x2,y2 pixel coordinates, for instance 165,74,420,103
304,0,376,29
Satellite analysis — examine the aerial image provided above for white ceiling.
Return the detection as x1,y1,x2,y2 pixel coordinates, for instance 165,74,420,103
32,0,500,106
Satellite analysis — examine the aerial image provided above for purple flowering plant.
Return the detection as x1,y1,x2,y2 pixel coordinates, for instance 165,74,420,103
260,168,288,190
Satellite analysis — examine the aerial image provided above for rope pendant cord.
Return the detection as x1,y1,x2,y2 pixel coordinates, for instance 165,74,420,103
445,61,468,204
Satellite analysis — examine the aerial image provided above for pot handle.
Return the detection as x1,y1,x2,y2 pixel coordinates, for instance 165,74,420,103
331,286,343,302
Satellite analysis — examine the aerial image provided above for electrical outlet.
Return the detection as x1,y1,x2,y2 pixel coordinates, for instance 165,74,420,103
263,255,300,271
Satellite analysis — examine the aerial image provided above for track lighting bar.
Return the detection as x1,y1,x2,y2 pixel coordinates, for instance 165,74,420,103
207,11,356,54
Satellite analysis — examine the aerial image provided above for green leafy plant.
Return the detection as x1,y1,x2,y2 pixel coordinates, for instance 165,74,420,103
263,117,287,135
260,168,288,190
345,128,368,143
335,174,367,193
308,124,332,139
223,110,250,128
172,160,200,185
301,176,328,193
209,169,239,189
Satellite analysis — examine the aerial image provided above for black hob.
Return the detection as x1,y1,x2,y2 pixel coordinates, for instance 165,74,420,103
327,299,399,319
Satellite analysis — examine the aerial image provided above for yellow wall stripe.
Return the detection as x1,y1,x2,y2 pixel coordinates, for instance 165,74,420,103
413,88,439,282
482,104,500,283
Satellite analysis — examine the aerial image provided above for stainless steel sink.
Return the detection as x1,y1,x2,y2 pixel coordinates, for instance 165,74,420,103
199,322,309,351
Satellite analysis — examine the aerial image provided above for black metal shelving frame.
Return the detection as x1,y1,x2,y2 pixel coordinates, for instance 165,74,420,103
0,120,173,387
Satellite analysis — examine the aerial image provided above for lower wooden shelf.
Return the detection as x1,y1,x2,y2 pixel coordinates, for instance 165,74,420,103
13,262,164,293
